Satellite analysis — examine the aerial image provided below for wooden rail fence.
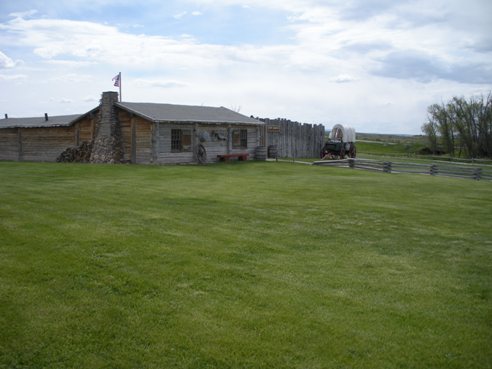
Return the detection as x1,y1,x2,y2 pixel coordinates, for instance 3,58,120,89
312,158,492,181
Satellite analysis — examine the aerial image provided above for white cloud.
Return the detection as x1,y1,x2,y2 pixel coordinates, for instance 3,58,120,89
8,10,38,19
173,11,188,19
1,17,229,69
44,60,97,67
330,74,357,83
134,78,187,88
52,73,94,83
2,5,489,82
0,73,27,81
172,10,202,18
0,2,491,134
0,51,17,68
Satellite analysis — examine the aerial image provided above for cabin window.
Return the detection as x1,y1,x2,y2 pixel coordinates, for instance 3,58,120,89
171,129,192,152
232,129,248,149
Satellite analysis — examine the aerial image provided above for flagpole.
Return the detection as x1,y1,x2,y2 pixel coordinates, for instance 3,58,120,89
112,72,122,101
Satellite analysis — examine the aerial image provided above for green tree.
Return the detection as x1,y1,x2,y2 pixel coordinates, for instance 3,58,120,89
423,93,492,158
421,120,438,154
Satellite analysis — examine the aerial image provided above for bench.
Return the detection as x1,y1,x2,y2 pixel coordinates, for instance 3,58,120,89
217,153,249,161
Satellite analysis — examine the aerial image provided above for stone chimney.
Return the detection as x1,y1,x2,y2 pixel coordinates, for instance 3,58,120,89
90,91,124,163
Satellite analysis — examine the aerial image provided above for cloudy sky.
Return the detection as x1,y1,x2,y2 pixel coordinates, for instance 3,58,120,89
1,0,491,134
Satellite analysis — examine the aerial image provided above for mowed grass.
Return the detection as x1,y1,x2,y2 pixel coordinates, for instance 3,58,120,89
0,161,491,369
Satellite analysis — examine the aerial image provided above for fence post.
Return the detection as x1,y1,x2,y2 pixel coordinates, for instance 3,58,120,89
383,161,392,173
473,168,482,180
430,164,438,176
348,158,355,168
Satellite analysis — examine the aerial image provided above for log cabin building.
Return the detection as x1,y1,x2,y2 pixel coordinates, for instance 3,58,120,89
0,91,265,164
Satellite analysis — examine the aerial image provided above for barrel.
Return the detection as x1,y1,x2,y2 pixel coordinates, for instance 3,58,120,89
267,145,278,159
255,146,267,161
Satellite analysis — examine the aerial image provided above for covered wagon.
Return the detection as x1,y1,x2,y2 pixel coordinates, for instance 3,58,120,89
321,124,356,159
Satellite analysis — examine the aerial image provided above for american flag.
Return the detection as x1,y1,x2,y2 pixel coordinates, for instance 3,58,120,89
112,73,121,87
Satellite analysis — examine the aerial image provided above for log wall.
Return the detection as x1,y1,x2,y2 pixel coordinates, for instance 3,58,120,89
157,123,194,164
117,110,153,163
0,111,260,164
156,123,259,164
135,119,153,164
78,118,95,143
0,129,20,161
21,127,75,161
0,116,96,162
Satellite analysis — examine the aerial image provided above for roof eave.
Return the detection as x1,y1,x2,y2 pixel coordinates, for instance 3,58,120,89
68,106,99,126
115,103,156,122
155,119,264,125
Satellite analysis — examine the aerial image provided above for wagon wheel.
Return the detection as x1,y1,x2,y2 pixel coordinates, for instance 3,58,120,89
197,144,207,164
349,144,356,158
340,146,346,159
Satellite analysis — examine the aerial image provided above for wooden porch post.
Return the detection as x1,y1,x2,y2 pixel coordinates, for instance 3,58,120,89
131,116,137,163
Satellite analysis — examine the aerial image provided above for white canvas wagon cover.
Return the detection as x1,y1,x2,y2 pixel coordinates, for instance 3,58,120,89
330,124,356,142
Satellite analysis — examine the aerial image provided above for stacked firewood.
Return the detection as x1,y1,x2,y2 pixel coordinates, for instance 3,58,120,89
57,141,93,163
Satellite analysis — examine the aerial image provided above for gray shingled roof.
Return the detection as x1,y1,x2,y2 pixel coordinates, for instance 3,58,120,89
0,101,263,129
116,102,263,125
0,114,83,129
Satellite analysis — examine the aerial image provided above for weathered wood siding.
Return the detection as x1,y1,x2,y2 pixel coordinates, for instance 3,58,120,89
77,117,95,143
135,119,153,163
157,123,194,164
0,112,260,164
117,110,153,163
118,111,132,162
201,126,228,164
21,127,75,162
0,129,20,161
0,115,96,162
155,123,259,164
260,118,325,158
245,128,259,158
203,125,259,162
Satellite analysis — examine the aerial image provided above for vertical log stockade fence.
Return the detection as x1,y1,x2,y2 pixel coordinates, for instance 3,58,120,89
313,158,492,181
253,118,490,181
257,118,325,159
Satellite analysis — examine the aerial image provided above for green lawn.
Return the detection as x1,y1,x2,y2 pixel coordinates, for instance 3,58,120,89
0,161,491,369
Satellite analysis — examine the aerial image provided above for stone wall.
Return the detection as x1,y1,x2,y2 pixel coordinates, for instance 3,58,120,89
90,91,124,163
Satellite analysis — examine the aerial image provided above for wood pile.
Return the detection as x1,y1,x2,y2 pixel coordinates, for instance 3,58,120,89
56,141,93,163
